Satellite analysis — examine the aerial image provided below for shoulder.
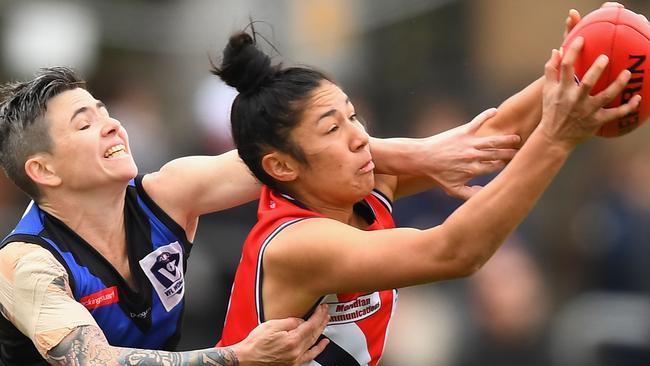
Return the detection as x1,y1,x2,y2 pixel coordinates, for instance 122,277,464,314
0,241,67,278
0,242,71,304
0,243,96,358
141,155,206,195
140,163,193,225
0,241,71,309
263,217,364,262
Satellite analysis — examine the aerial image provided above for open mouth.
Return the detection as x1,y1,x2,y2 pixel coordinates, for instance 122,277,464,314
104,144,127,159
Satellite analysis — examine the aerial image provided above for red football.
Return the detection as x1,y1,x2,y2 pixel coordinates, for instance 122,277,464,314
562,6,650,137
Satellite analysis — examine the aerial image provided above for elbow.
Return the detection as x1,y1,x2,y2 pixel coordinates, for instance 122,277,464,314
439,241,489,278
452,254,484,278
439,230,500,278
425,227,497,279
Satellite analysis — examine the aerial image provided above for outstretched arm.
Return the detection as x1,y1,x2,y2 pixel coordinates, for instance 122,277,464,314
142,150,261,234
371,108,520,200
369,71,545,201
144,129,519,230
262,37,640,316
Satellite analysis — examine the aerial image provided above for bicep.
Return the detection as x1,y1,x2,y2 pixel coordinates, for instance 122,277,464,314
265,220,463,296
144,150,262,225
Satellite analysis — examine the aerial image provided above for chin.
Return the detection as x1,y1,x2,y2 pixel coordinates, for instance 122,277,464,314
125,166,139,180
351,183,374,201
112,163,138,182
122,157,138,174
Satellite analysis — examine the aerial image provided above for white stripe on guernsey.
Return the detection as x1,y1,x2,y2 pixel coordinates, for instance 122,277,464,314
20,200,35,219
255,218,306,323
371,191,392,213
305,313,372,366
307,323,370,366
376,289,399,365
323,322,372,365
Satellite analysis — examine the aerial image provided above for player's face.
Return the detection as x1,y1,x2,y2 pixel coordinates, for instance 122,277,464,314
289,81,374,204
44,88,137,190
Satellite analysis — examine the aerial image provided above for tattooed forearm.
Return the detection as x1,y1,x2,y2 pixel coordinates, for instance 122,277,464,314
46,325,117,365
118,350,181,365
197,348,238,366
46,325,239,366
118,348,238,366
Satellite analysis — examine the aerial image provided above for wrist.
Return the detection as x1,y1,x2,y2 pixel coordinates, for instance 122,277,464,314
224,344,245,366
529,124,575,157
370,137,431,175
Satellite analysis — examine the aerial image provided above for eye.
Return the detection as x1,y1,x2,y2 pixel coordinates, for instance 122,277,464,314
327,124,339,133
352,114,367,128
79,124,90,131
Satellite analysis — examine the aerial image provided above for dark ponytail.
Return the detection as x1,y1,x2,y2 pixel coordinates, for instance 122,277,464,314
211,28,333,191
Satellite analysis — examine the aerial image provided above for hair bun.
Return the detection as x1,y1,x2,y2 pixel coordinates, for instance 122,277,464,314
212,32,275,94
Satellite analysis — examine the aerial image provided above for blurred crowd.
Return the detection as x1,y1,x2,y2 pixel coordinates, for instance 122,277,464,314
0,0,649,365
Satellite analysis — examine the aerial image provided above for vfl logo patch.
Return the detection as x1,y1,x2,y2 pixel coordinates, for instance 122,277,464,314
80,286,119,310
324,292,381,325
139,242,185,311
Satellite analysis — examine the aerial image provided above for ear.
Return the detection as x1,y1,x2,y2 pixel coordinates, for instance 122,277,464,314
261,151,299,182
24,155,62,188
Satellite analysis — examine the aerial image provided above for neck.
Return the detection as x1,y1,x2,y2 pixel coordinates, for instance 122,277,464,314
283,186,361,227
38,185,128,252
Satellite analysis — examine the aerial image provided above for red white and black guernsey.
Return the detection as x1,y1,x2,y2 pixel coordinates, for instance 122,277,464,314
218,186,398,366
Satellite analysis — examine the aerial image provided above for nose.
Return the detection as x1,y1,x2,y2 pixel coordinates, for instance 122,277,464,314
101,117,122,137
349,121,369,152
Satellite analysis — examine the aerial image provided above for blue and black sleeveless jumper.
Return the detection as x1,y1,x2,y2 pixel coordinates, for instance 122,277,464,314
0,175,191,365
